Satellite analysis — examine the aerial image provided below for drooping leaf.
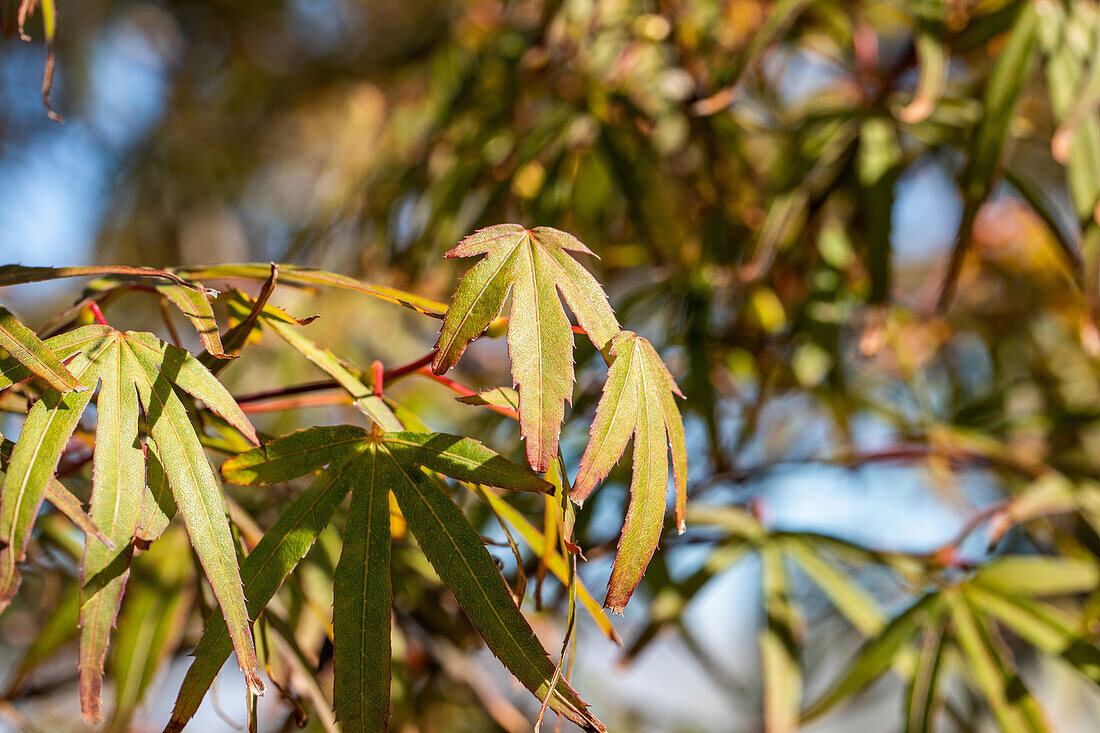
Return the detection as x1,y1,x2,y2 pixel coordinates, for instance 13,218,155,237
332,449,392,731
107,530,193,733
456,386,520,411
155,283,230,358
78,336,145,724
120,336,264,696
432,224,620,472
179,425,604,732
570,330,688,611
137,440,176,545
759,543,801,733
904,602,948,733
0,305,84,392
165,453,361,733
803,593,943,722
381,441,604,732
951,595,1048,732
122,331,258,444
968,585,1100,685
0,335,112,608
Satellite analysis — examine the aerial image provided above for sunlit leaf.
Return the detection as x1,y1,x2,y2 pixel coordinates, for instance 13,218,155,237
570,330,687,611
0,305,84,392
155,283,230,358
120,335,264,697
78,336,144,723
0,336,112,608
432,224,620,472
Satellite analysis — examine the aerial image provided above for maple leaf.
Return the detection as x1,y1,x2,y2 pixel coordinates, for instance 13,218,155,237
166,426,606,733
432,224,621,472
570,330,688,613
0,327,263,721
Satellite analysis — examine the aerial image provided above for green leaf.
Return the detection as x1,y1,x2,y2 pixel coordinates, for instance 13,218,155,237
165,458,357,733
1,434,115,550
940,1,1039,308
120,336,264,697
175,263,448,317
155,283,230,358
474,484,619,643
78,336,145,724
904,603,948,733
122,331,258,445
382,431,552,494
968,585,1100,685
456,386,520,410
0,336,111,608
383,442,604,731
0,264,213,293
332,449,393,731
784,537,885,637
951,595,1048,732
137,439,177,544
759,543,802,733
973,555,1099,597
0,324,112,390
432,224,620,472
570,330,688,611
222,425,370,485
107,530,193,733
803,593,942,722
0,305,84,392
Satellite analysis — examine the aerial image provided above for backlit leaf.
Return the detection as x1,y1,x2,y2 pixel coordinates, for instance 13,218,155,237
0,305,83,392
155,283,230,358
432,224,620,472
78,336,144,724
120,336,264,697
570,330,688,611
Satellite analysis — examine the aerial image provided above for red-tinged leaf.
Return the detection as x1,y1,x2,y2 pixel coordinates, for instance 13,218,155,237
155,283,230,359
0,335,112,609
119,338,264,697
78,336,145,724
0,305,84,392
570,331,687,611
432,224,620,472
332,449,392,732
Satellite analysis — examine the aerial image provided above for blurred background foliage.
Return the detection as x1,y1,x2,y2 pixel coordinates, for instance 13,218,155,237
4,0,1100,731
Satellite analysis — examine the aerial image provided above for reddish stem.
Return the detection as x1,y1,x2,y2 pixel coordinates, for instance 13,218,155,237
417,366,520,420
87,302,109,327
371,360,384,397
